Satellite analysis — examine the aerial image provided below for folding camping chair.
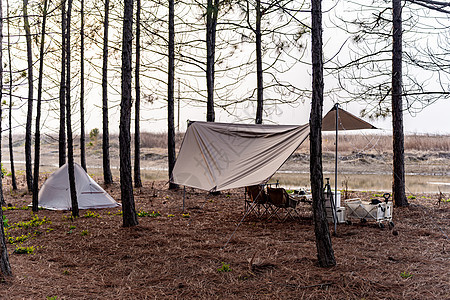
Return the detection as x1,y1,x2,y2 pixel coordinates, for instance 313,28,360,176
245,185,271,218
266,187,300,221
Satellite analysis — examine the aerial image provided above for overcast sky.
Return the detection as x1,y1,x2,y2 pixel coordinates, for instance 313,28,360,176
113,96,449,135
4,0,449,136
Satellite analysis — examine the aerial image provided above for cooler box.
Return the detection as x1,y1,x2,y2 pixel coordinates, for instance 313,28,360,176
324,191,345,223
326,206,346,223
324,190,341,208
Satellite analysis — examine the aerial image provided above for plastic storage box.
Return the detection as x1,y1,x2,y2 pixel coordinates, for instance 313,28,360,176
324,190,341,208
326,206,346,223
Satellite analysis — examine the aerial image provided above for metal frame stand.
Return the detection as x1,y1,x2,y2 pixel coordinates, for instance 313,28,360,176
325,178,338,234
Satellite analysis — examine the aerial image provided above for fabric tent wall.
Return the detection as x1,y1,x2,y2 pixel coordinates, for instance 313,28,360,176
171,121,310,191
37,163,120,210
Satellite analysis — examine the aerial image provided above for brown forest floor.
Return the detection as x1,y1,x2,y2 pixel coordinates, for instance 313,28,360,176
1,178,449,299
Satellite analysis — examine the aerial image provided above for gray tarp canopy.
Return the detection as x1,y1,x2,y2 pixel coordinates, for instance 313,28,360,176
171,121,310,192
171,107,375,192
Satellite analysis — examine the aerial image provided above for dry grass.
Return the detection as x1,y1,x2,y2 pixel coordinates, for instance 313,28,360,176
404,134,450,152
138,132,185,149
82,132,185,150
1,179,449,299
319,133,450,153
136,132,450,153
10,132,449,153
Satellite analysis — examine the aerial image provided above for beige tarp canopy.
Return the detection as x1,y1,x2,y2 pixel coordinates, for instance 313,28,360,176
171,121,310,192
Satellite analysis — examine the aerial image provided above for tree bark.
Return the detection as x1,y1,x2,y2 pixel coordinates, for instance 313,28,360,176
0,0,6,206
80,0,86,172
310,0,336,268
66,0,79,217
134,0,142,188
121,0,138,227
23,0,33,192
168,0,178,190
59,0,66,168
102,0,113,184
7,0,16,190
206,0,219,122
392,0,408,207
32,0,49,212
255,0,263,124
1,0,12,277
0,208,11,277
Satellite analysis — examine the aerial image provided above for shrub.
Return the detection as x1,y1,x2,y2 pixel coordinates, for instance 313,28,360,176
3,205,29,211
400,271,413,279
13,214,51,229
83,211,100,218
14,246,35,254
137,211,161,217
1,163,7,178
8,233,33,244
2,215,9,228
217,262,231,272
89,128,99,141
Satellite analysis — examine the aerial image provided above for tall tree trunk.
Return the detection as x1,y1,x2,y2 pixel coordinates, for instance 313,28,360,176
1,0,11,277
392,0,408,207
32,0,49,212
7,0,16,190
168,0,178,190
66,0,78,217
120,0,138,227
255,0,263,124
80,0,86,171
23,0,33,192
206,0,219,122
310,0,336,268
0,4,11,270
134,0,142,188
102,0,113,184
0,0,6,206
0,207,11,276
59,0,66,167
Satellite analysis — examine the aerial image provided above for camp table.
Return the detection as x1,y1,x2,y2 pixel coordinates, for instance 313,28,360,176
290,192,312,203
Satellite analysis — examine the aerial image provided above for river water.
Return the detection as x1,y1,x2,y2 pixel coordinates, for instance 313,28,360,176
109,166,450,194
5,162,450,194
269,171,450,194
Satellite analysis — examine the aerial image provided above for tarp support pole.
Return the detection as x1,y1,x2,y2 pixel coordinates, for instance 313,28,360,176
334,103,339,233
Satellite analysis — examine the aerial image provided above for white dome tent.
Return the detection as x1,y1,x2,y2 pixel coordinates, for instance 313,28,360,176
35,163,120,210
